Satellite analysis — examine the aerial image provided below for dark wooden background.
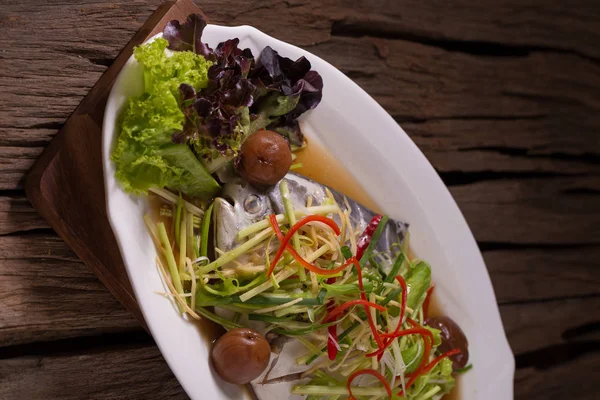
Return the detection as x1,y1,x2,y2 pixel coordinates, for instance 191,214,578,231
1,1,599,398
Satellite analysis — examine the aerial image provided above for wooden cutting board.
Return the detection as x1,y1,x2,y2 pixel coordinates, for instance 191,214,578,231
24,0,206,330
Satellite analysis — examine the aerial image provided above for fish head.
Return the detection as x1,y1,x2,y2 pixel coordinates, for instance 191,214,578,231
212,177,274,253
212,173,328,252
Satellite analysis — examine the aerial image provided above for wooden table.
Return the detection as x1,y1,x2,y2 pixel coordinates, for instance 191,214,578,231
1,1,599,398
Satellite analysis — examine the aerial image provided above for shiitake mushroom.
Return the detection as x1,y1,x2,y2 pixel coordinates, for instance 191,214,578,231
211,327,271,384
425,316,469,369
236,130,292,186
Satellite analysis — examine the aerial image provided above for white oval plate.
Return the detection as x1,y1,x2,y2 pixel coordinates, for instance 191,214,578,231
102,24,514,400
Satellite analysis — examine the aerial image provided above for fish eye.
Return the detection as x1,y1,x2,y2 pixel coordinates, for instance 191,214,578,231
244,194,262,215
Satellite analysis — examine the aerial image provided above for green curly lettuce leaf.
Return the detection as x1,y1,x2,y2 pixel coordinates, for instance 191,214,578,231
134,37,211,93
111,38,220,199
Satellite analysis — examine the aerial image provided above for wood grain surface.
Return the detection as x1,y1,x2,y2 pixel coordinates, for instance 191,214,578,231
1,0,599,399
20,0,206,331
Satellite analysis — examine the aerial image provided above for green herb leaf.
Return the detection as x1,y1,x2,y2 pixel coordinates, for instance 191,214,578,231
406,261,432,310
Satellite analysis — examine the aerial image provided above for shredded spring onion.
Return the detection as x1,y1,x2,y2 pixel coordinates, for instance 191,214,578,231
146,188,459,400
236,205,340,240
149,187,204,216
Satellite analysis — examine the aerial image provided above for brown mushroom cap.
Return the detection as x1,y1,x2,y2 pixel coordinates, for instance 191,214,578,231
236,130,292,186
211,327,271,384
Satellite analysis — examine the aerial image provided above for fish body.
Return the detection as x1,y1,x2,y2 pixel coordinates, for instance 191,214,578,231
213,172,408,255
211,173,409,398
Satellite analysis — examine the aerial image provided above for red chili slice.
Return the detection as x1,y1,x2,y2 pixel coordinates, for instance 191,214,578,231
270,214,345,360
389,276,408,337
270,214,285,242
397,348,461,397
325,299,386,322
364,275,407,358
267,214,341,277
356,215,383,261
421,348,462,375
327,326,338,361
423,285,435,320
393,319,434,395
347,369,392,400
269,216,386,358
348,257,385,351
366,326,433,358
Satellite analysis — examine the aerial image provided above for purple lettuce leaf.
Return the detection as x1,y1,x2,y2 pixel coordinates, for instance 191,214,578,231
175,78,253,165
287,70,324,119
249,46,322,125
163,14,212,55
165,17,323,168
251,46,311,90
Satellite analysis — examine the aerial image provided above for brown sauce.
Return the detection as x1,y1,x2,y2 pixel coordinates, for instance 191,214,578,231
294,140,381,212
